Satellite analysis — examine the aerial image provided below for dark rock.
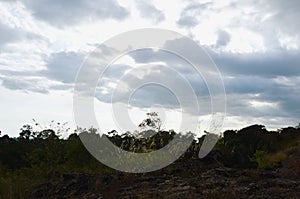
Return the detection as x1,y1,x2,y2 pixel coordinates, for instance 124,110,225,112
26,159,300,199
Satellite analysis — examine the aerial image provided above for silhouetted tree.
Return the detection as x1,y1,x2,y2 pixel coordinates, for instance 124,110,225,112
19,124,34,140
138,112,162,132
36,129,59,140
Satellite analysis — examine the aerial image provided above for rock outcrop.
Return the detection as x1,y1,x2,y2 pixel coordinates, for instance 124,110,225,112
26,159,300,199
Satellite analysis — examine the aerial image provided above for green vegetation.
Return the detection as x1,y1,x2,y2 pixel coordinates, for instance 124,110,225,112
0,115,299,198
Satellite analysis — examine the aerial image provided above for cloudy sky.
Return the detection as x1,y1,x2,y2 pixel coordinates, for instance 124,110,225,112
0,0,299,137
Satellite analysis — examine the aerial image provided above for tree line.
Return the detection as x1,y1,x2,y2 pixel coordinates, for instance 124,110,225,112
0,114,299,198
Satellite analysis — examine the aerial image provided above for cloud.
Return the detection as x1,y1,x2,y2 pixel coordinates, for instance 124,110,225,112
210,49,300,77
42,51,86,83
0,23,21,48
176,0,300,50
177,2,212,28
237,0,300,35
0,43,124,93
91,41,219,115
223,76,296,118
177,16,198,28
122,38,300,121
1,44,297,122
0,51,86,93
0,0,299,135
96,63,204,115
0,22,42,50
223,0,300,49
216,30,231,47
2,36,292,122
134,0,165,24
1,77,48,94
21,0,129,27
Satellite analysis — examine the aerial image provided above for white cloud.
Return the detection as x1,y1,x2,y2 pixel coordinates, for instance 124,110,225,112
1,77,48,93
0,0,300,135
134,0,165,24
21,0,129,28
0,22,43,51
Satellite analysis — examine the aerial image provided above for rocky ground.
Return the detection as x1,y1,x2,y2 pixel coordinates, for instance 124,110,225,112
25,159,300,199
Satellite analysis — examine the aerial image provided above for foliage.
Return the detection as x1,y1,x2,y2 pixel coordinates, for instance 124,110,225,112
138,112,162,132
0,117,300,198
251,150,269,168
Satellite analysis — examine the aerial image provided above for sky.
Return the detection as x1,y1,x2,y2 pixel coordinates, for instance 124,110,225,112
0,0,299,137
